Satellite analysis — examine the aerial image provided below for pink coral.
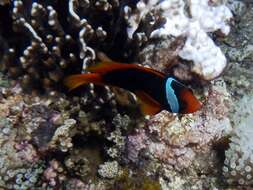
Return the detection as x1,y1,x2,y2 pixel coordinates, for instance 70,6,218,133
126,129,149,163
15,141,39,163
126,80,232,171
43,159,66,187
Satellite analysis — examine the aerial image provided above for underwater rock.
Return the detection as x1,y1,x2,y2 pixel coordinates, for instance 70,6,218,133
15,141,40,163
139,36,186,76
127,79,232,167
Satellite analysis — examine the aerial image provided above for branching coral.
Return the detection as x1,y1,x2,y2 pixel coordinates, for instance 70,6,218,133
0,0,125,91
9,0,82,90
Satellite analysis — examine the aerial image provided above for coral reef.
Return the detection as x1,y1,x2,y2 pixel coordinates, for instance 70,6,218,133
1,0,253,190
0,73,113,189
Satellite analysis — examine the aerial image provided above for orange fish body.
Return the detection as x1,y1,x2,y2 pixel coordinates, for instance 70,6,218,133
64,61,201,115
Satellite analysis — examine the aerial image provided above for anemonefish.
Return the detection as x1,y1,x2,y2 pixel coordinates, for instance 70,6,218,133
64,61,201,115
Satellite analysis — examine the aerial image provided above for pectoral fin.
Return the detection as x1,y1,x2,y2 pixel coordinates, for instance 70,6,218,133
135,90,161,115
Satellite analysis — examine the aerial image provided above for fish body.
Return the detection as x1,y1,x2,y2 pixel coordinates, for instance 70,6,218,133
64,61,201,115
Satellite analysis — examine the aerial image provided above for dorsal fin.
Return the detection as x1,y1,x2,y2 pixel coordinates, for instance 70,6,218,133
87,61,127,73
135,90,161,115
87,61,165,78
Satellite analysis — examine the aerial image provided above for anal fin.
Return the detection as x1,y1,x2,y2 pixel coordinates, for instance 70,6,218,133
135,90,161,115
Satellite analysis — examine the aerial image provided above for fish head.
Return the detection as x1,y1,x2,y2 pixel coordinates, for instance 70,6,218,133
165,77,201,114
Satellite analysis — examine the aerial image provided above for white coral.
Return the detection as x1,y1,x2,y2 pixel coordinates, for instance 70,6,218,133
179,22,227,80
98,161,121,179
190,0,232,35
126,0,232,80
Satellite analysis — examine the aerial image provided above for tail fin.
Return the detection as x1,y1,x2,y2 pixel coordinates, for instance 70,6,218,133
64,73,103,91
